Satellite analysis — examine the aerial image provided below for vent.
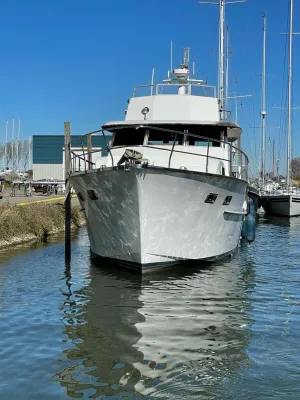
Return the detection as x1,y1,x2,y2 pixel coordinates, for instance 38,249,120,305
87,190,98,200
205,193,218,204
223,196,232,205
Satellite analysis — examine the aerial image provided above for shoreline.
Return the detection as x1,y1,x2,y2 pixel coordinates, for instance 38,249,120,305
0,201,86,249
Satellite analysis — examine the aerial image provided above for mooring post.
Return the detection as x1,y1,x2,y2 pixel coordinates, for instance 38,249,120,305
87,133,92,170
64,121,71,261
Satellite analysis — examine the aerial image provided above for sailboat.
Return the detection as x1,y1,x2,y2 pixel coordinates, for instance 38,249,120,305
261,0,300,217
69,3,251,271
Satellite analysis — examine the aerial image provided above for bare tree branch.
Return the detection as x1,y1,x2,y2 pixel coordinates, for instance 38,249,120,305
21,140,31,171
291,157,300,180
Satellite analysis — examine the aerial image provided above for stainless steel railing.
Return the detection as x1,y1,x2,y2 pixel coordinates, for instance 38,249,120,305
70,124,249,180
132,83,216,98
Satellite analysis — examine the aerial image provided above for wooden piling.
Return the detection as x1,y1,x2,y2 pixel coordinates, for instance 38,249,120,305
64,121,71,261
87,134,92,170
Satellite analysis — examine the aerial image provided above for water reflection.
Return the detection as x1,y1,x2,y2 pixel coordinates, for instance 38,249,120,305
55,255,253,398
258,215,300,228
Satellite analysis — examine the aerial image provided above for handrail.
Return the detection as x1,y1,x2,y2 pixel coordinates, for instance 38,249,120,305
112,144,246,167
71,151,95,165
100,129,114,167
70,124,248,179
134,124,249,167
168,133,178,168
206,140,210,173
133,83,216,98
79,137,86,168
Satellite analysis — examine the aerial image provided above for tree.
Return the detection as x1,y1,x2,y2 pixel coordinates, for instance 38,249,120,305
0,143,4,167
5,142,13,167
11,141,22,170
291,157,300,181
21,140,31,171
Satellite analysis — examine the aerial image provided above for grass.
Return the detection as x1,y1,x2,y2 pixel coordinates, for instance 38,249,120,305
0,202,85,245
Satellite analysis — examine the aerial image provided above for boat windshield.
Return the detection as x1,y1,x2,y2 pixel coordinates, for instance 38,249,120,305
111,125,226,148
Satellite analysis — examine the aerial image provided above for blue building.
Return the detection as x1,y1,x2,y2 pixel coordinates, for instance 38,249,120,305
32,135,109,180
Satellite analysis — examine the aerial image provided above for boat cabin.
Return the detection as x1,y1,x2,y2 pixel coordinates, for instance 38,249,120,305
91,48,247,179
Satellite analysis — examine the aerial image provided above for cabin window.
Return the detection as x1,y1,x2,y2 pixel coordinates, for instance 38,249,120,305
194,140,213,147
205,193,218,204
111,125,228,147
187,137,219,147
87,189,98,200
148,130,182,145
112,128,145,147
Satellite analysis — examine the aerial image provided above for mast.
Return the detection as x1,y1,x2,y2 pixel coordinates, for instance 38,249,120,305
261,14,267,188
4,121,8,168
219,0,225,119
12,118,15,170
287,0,293,186
17,118,21,170
225,26,230,116
272,139,275,179
199,0,245,121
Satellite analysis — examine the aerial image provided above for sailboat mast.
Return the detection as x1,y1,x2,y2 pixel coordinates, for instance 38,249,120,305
272,139,275,179
287,0,293,186
261,14,267,188
199,0,246,121
4,121,8,168
219,0,225,120
225,26,230,115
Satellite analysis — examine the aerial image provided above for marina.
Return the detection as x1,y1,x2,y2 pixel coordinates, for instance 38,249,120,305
1,0,300,398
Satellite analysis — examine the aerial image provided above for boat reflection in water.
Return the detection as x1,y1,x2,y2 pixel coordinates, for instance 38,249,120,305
54,255,253,398
257,214,300,228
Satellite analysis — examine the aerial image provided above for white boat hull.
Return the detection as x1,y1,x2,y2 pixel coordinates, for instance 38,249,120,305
70,166,247,271
261,194,300,217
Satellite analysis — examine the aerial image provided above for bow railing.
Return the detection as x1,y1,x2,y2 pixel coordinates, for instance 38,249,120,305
70,125,249,180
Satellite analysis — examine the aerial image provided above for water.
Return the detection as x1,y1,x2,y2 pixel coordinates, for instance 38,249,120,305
0,217,300,399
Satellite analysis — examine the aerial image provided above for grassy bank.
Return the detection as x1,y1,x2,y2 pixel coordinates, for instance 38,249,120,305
0,202,85,248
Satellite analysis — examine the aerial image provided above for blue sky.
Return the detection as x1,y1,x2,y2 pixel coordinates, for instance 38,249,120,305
0,0,299,176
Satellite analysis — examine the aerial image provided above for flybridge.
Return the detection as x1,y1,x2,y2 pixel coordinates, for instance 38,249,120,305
132,47,216,99
127,47,220,123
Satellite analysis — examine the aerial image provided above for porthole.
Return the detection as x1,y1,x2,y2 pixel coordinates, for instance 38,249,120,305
223,196,232,205
205,193,218,204
87,189,98,200
77,192,85,201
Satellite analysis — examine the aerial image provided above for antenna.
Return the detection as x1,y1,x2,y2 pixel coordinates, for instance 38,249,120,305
150,68,155,95
170,40,173,74
183,47,190,68
199,0,246,120
192,62,196,77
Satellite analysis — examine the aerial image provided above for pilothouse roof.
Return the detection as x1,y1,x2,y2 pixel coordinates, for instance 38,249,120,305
102,47,238,130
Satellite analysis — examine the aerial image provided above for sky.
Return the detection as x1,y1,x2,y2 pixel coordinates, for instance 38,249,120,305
0,0,299,176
